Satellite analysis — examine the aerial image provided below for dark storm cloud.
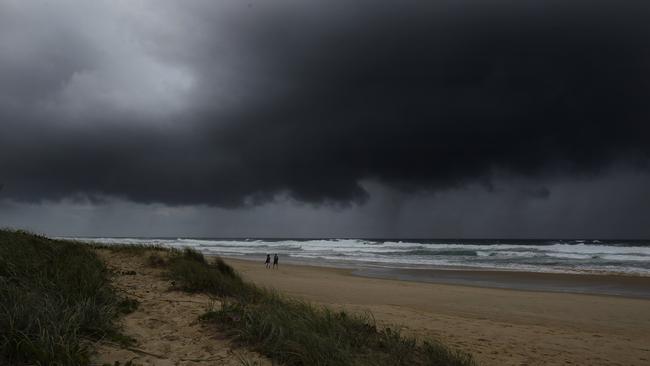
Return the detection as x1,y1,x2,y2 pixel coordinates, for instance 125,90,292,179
1,0,650,207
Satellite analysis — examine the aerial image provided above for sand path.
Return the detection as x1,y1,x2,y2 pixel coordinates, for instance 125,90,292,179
91,250,267,366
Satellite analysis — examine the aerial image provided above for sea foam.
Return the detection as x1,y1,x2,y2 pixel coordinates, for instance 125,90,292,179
66,237,650,276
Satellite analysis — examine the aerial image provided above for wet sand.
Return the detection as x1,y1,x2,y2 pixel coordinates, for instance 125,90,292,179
355,267,650,299
227,258,650,366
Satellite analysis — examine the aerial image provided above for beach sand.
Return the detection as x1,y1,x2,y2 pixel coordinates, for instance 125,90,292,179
227,258,650,366
90,249,650,366
91,250,270,366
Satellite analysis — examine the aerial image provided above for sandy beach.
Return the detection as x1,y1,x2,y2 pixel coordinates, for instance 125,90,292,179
91,250,270,366
227,258,650,366
85,248,650,366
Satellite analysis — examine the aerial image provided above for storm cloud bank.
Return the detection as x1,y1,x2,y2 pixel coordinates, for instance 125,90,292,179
1,0,650,208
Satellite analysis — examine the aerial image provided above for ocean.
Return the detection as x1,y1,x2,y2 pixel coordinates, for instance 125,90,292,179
68,237,650,276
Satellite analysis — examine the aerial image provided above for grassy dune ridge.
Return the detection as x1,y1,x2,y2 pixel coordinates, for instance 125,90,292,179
0,230,134,365
162,248,476,366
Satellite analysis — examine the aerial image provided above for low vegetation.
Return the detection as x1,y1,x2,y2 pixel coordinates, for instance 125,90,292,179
87,242,169,254
0,230,134,365
166,249,476,366
165,249,261,302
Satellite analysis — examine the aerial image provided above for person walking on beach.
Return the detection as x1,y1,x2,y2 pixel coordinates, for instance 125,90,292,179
265,254,271,269
273,253,279,269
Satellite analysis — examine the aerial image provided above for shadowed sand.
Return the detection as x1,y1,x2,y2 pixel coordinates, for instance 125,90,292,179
227,258,650,366
354,267,650,298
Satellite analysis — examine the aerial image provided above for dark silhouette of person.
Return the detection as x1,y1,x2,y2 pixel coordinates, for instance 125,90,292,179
265,254,271,269
273,253,279,269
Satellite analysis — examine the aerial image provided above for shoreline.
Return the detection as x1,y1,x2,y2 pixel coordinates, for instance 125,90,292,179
221,255,650,299
71,237,650,279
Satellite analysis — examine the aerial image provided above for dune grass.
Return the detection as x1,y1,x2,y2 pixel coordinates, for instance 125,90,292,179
164,248,262,302
0,230,133,365
87,242,169,254
166,249,476,366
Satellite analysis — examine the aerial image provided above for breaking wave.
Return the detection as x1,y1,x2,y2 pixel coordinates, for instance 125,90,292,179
67,237,650,276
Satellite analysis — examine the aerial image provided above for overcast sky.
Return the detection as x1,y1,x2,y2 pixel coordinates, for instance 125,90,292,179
1,0,649,238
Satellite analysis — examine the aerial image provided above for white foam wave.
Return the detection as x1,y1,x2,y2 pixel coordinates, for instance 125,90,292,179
63,237,650,276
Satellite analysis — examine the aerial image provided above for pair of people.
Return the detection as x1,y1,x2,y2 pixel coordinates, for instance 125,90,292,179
265,253,279,269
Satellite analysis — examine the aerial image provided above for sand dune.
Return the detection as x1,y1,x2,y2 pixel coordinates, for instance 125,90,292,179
91,250,268,366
